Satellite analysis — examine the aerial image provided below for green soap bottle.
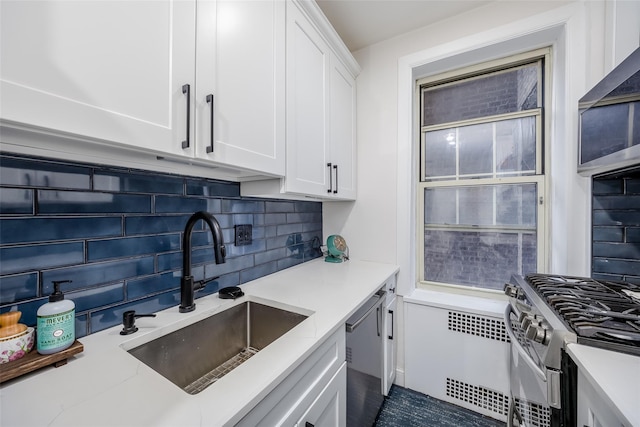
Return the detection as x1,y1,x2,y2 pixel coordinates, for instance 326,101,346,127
37,280,75,354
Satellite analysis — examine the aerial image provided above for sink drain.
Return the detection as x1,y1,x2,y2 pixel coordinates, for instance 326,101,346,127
184,347,259,394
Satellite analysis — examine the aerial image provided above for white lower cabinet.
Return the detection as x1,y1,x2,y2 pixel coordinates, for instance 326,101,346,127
295,363,346,427
382,296,397,395
577,368,627,427
382,274,397,395
238,327,346,427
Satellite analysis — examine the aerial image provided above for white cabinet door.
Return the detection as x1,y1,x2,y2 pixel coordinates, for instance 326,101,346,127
329,55,357,199
284,2,357,200
240,0,358,200
383,296,397,395
284,1,331,196
237,328,346,427
296,363,347,427
195,0,285,175
0,0,195,158
577,369,628,427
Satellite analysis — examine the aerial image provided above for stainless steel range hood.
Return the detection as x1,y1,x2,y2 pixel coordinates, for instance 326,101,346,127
578,48,640,177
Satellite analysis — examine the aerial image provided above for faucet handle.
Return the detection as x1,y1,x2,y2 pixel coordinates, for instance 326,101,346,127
194,276,220,292
120,310,157,335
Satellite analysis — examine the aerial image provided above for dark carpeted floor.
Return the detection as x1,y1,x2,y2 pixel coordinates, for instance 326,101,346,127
374,385,506,427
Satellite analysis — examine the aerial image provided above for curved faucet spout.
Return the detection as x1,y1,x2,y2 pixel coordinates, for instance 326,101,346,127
180,211,226,313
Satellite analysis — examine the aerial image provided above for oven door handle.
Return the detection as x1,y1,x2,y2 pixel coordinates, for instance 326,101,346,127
504,304,547,382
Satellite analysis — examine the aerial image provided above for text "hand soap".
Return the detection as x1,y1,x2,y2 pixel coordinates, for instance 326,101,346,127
37,280,75,354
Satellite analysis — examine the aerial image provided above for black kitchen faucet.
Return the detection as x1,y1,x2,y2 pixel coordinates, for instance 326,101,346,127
179,211,226,313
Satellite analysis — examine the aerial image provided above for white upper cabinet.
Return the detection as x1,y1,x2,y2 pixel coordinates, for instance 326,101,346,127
283,0,357,200
195,0,285,176
241,0,360,200
1,0,353,185
284,1,331,196
0,0,196,159
329,55,357,199
0,0,285,177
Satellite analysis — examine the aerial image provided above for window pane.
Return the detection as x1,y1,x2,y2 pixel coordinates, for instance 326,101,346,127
458,186,494,225
459,123,493,176
424,187,457,224
496,184,537,226
424,183,538,290
496,116,536,174
418,54,545,292
422,63,540,126
424,229,537,290
425,184,537,227
423,116,537,181
424,129,457,178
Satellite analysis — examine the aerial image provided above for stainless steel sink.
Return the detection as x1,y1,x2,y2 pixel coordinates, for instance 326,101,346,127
127,301,308,394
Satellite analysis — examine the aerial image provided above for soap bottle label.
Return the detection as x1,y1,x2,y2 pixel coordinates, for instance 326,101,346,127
37,308,75,352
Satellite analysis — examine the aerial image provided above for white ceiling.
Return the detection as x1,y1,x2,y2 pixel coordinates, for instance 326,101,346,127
315,0,493,52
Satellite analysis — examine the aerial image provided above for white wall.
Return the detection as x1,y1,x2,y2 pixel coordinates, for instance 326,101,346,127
324,0,640,284
323,0,640,387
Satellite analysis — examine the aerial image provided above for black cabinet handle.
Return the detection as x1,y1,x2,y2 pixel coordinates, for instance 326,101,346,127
206,94,214,153
388,309,394,340
327,162,333,193
181,84,191,149
333,164,338,194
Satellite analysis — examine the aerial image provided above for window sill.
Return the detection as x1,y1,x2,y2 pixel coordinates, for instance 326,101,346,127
406,287,508,317
416,281,509,302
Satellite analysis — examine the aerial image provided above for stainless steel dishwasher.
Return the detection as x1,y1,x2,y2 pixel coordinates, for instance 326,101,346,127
345,288,386,427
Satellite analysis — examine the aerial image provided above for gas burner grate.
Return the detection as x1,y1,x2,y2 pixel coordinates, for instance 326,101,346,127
524,274,640,352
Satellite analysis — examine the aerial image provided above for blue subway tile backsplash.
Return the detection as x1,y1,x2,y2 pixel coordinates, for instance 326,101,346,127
0,187,33,214
0,216,122,244
0,242,84,275
592,169,640,280
0,156,92,189
94,170,184,194
37,190,153,214
0,272,38,304
185,179,240,198
87,235,181,262
0,153,323,337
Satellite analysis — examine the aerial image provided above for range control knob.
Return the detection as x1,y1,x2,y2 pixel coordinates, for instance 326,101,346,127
525,324,548,344
520,314,539,331
503,284,522,299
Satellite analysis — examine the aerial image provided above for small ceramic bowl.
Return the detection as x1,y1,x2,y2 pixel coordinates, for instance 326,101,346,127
0,327,35,364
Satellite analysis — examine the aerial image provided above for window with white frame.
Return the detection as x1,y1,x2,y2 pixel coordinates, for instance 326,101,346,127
418,49,548,291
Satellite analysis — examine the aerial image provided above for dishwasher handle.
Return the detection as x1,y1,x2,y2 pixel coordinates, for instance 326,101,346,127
346,290,386,333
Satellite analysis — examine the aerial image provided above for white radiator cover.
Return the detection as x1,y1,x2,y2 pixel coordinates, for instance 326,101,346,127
404,289,510,422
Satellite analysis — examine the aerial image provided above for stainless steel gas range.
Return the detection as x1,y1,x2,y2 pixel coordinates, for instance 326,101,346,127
503,274,640,427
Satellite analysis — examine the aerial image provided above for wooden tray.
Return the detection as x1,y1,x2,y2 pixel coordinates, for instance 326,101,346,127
0,340,83,383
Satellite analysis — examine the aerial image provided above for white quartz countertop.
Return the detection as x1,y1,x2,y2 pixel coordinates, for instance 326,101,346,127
566,343,640,427
0,259,399,427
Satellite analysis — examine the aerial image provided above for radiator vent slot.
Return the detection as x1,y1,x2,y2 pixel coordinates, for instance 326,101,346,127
346,346,352,364
445,378,509,416
514,397,551,427
448,311,509,342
